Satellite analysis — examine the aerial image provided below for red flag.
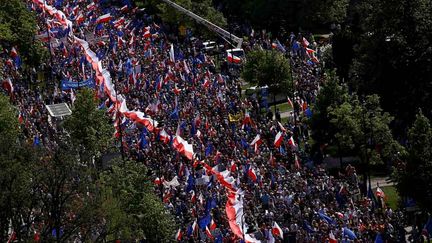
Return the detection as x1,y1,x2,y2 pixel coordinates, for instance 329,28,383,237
210,219,217,230
96,13,112,24
250,134,262,146
248,167,257,182
2,78,14,95
272,222,284,239
287,96,294,108
329,231,338,243
205,226,213,239
230,160,237,172
10,47,18,58
288,136,296,148
274,131,284,148
18,112,24,124
227,53,241,64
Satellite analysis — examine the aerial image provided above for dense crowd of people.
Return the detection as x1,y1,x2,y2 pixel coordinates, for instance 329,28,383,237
0,0,409,242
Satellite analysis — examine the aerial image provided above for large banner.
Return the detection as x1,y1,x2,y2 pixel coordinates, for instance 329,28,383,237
61,78,95,90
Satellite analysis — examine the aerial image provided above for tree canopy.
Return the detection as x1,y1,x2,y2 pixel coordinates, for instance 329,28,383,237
309,70,349,150
335,0,432,133
136,0,226,29
0,0,46,66
99,160,176,242
328,94,403,167
0,92,173,242
242,49,292,96
64,88,114,164
394,112,432,213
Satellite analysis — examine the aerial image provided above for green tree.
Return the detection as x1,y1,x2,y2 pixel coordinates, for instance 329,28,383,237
302,0,349,27
0,0,47,66
31,142,102,242
98,160,175,242
242,49,292,106
328,94,403,193
309,70,348,155
136,0,226,29
394,112,432,212
349,0,432,131
63,88,114,164
0,94,34,241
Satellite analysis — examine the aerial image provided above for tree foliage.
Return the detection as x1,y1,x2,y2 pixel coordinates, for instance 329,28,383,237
0,94,35,241
303,0,349,26
64,88,114,164
328,94,403,166
0,0,47,66
136,0,226,29
99,160,176,242
394,112,432,213
242,49,292,95
348,0,432,130
0,93,174,241
310,70,348,149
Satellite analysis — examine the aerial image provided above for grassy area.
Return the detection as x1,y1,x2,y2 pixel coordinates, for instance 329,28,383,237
274,102,293,113
382,186,400,210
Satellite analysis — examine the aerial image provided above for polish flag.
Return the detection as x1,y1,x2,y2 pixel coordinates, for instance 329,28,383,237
113,17,125,28
159,129,170,144
288,136,296,148
76,13,85,25
227,53,241,64
250,134,262,146
294,154,301,169
96,13,112,24
271,42,278,49
173,85,181,95
192,220,198,234
154,177,164,185
87,2,96,10
72,5,79,15
183,60,190,74
175,228,182,241
191,190,196,203
302,37,310,47
173,136,194,160
287,96,294,108
10,47,18,58
254,143,259,154
210,219,217,230
242,111,255,129
329,231,338,243
230,160,237,172
376,187,386,199
205,226,213,239
335,212,344,219
18,112,24,124
5,59,13,67
272,222,284,239
203,78,210,88
120,5,128,12
144,29,151,38
248,167,257,182
274,131,284,148
2,78,14,94
306,47,316,55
